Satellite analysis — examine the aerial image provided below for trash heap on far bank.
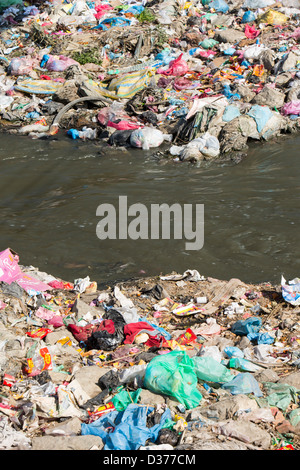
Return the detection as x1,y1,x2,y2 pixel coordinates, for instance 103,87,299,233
0,247,300,450
0,0,300,162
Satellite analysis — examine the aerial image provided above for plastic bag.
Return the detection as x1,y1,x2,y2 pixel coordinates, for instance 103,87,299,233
223,346,244,358
193,356,234,383
222,105,241,122
247,105,273,133
111,388,142,411
81,404,172,450
0,0,23,6
231,316,262,336
281,100,300,117
0,95,13,111
130,127,172,150
200,38,219,50
24,346,53,377
157,54,189,76
244,24,260,39
144,351,202,409
242,0,273,8
94,17,131,31
262,382,299,411
8,57,35,76
243,44,268,60
221,372,263,397
40,54,75,72
185,132,220,159
258,9,288,25
228,357,262,372
242,10,256,22
247,332,274,344
208,0,229,12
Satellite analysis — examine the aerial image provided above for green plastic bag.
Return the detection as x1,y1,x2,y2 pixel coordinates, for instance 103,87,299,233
0,0,23,8
288,408,300,427
262,382,299,411
143,351,202,409
193,356,234,384
112,388,142,411
200,38,219,50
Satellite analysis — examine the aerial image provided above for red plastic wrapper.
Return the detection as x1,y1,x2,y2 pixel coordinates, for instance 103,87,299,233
26,328,52,339
87,402,116,423
176,328,197,346
3,374,16,387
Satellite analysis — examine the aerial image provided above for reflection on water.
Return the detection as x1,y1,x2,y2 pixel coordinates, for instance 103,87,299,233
0,132,299,286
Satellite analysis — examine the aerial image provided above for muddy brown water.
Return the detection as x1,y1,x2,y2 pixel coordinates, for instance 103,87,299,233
0,131,299,288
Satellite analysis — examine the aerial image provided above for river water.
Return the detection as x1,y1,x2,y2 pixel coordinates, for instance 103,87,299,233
0,131,299,287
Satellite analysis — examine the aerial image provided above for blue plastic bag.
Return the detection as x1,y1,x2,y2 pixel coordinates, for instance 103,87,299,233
222,105,241,122
81,404,172,450
223,346,244,358
242,10,256,23
222,373,263,397
208,0,229,12
231,316,262,336
93,17,131,31
247,105,273,133
247,332,274,344
222,84,240,101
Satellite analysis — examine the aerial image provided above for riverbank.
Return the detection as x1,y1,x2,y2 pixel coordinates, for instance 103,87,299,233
0,248,300,450
0,0,300,163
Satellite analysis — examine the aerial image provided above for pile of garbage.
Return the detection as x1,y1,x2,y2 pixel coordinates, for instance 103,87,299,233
0,0,300,162
0,247,300,450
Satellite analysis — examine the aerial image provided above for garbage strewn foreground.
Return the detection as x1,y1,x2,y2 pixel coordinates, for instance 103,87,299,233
0,248,300,450
1,0,300,162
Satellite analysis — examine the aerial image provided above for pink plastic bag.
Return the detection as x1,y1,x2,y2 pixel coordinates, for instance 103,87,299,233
245,24,260,39
0,248,52,293
107,120,141,130
45,55,79,72
158,54,189,76
281,100,300,116
94,4,113,19
8,57,35,76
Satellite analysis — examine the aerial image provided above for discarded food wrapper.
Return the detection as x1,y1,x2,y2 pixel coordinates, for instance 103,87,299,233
172,303,203,316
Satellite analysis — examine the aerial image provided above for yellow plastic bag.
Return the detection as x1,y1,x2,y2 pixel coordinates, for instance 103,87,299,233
258,9,287,25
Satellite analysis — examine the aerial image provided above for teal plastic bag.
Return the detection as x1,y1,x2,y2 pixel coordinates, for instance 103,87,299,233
200,38,219,50
0,0,23,8
227,357,263,372
193,356,234,384
112,388,142,411
143,351,202,409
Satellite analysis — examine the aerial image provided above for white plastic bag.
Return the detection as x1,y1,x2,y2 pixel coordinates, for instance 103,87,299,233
130,127,172,150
